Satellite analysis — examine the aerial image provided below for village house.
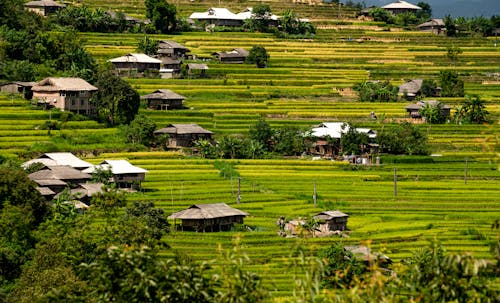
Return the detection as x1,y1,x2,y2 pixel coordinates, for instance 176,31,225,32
31,77,98,115
108,53,161,75
186,63,209,78
417,19,445,35
157,40,191,60
168,203,249,232
405,100,451,119
23,152,94,171
381,0,421,15
56,182,105,204
154,124,213,148
398,79,423,100
313,210,349,232
213,48,249,63
0,81,37,99
141,89,186,110
28,166,92,196
83,159,148,189
189,7,243,27
24,0,65,16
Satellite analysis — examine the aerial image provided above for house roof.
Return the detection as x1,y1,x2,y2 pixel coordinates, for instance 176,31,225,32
154,124,213,135
168,203,249,219
83,160,148,175
29,166,92,181
189,7,240,21
159,57,182,64
106,10,142,22
32,77,97,92
24,0,65,7
417,18,445,28
33,179,68,186
214,48,249,58
187,63,209,70
54,182,105,199
405,100,451,110
0,81,37,87
108,53,162,64
36,186,56,196
141,89,186,100
235,7,280,21
158,40,190,51
311,122,376,139
382,1,421,10
313,210,349,221
23,152,94,170
398,79,423,95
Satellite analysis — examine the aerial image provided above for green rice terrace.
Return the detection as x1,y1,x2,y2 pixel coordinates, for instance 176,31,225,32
1,0,499,299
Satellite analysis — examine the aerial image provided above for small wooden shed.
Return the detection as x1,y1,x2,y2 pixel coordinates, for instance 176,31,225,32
24,0,65,16
140,89,186,110
313,210,349,232
213,48,249,63
168,203,249,232
154,124,213,148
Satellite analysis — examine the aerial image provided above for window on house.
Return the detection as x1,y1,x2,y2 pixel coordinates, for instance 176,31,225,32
71,100,76,106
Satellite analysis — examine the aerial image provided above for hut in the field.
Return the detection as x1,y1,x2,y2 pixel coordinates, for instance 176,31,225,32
313,210,349,232
168,203,249,232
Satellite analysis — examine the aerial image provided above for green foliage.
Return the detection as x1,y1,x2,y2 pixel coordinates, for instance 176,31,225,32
214,160,240,179
137,35,159,56
243,5,273,33
418,101,447,124
122,113,157,146
340,124,369,155
444,15,457,37
278,10,316,36
245,46,270,68
273,126,310,156
91,166,113,185
318,243,367,288
439,70,464,97
369,8,394,24
415,2,432,21
420,79,437,98
353,81,398,102
95,69,140,126
453,95,489,124
51,6,118,33
445,45,463,63
145,0,177,34
378,122,429,155
90,188,126,213
395,12,418,27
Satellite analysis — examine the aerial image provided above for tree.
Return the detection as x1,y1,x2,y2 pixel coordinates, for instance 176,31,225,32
377,122,429,155
137,35,159,56
444,15,457,37
340,124,369,155
273,127,309,156
420,79,437,97
353,81,399,102
439,70,464,97
94,69,140,126
278,10,316,36
244,5,273,33
249,118,274,151
246,46,270,68
454,95,489,124
369,8,394,24
318,243,367,289
145,0,177,34
415,2,432,21
419,101,447,124
122,114,158,146
445,45,462,64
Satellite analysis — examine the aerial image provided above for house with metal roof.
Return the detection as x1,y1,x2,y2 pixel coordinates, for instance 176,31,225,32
189,7,243,27
22,152,93,170
381,1,421,15
31,77,98,115
24,0,65,16
108,53,161,73
154,124,213,148
168,203,249,232
313,210,349,232
212,48,249,63
141,89,186,110
83,159,148,189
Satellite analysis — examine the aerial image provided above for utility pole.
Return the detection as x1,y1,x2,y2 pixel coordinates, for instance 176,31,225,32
338,0,341,19
393,168,397,197
237,177,241,204
464,158,468,184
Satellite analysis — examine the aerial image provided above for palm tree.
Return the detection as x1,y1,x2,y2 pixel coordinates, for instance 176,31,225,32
464,95,489,124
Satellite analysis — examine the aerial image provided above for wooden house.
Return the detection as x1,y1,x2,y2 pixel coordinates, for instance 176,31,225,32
31,77,98,115
157,40,190,59
23,152,93,171
141,89,186,110
0,81,37,99
187,63,209,78
83,160,148,189
168,203,249,232
313,210,349,232
154,124,213,148
405,100,451,119
398,79,423,100
24,0,65,16
108,53,161,74
213,48,249,63
28,166,92,194
417,19,445,35
381,1,421,15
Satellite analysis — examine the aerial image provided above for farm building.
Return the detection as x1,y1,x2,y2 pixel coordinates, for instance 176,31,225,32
417,19,445,35
168,203,249,232
108,53,161,74
189,7,243,27
31,77,98,115
213,48,249,63
154,124,213,148
0,81,37,98
28,166,92,193
381,0,421,15
405,100,451,119
313,210,349,232
83,159,148,189
24,0,65,16
187,63,209,77
157,40,190,59
22,152,93,171
141,89,186,110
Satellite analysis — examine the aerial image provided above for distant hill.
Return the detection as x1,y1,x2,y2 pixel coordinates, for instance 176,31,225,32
363,0,500,18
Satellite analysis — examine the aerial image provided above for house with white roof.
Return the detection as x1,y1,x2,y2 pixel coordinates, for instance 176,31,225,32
23,152,93,171
189,8,243,27
83,160,148,189
381,1,421,15
108,53,161,74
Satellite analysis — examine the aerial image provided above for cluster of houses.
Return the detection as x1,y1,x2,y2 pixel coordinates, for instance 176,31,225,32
23,152,148,208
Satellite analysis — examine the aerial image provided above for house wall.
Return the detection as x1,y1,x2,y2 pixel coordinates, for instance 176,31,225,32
33,90,96,115
147,99,183,110
168,133,212,147
0,84,22,94
179,215,244,232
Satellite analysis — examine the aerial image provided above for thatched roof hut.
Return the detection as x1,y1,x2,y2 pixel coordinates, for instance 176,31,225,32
169,203,248,232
